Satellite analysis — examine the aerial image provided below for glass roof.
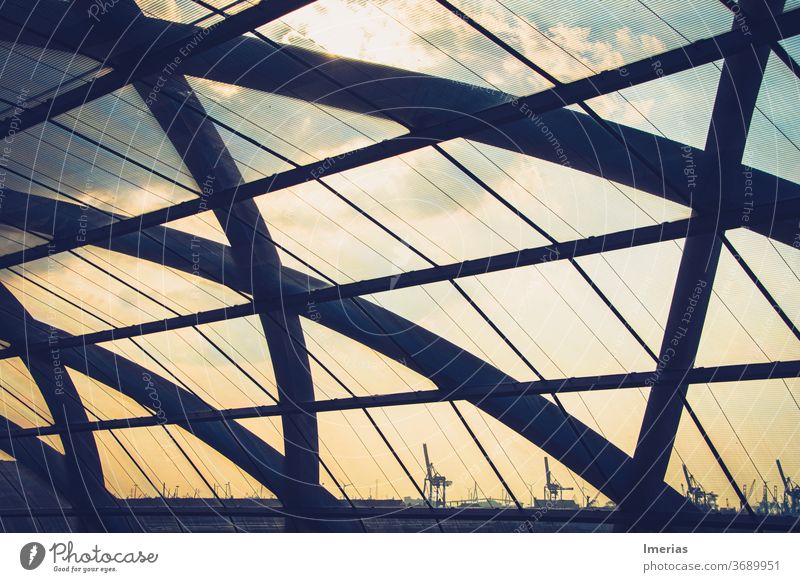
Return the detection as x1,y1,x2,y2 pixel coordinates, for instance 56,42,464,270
0,0,798,533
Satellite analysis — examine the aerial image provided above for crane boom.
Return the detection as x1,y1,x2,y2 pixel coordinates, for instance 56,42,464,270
682,464,693,489
544,457,552,487
777,459,789,490
423,443,432,480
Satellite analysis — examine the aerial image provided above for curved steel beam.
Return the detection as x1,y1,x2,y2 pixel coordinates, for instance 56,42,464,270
134,73,333,531
0,286,122,531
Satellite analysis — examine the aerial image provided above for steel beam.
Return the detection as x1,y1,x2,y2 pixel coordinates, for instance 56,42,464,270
4,360,797,441
622,0,780,530
135,73,333,531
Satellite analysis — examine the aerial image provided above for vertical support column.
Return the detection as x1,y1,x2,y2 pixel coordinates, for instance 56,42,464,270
621,0,782,530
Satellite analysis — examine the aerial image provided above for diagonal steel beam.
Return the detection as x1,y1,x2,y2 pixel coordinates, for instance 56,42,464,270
622,0,781,531
2,7,799,271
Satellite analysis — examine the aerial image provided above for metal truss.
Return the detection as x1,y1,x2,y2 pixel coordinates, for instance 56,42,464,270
0,0,798,532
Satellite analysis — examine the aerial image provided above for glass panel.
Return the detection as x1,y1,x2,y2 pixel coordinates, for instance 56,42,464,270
0,358,53,428
164,425,268,499
95,426,215,499
233,418,284,457
696,244,800,367
188,76,403,163
481,0,731,83
555,387,650,458
96,423,273,500
256,177,431,283
743,53,800,186
98,316,279,410
4,123,196,216
0,43,103,120
134,0,212,24
725,228,800,332
53,86,196,191
666,406,740,513
212,123,294,183
455,260,654,377
37,435,65,455
440,140,691,242
163,211,229,245
364,280,536,381
302,318,437,399
575,239,685,356
584,61,721,149
0,247,242,336
318,402,507,506
68,367,153,422
0,225,47,256
456,402,611,509
324,145,552,264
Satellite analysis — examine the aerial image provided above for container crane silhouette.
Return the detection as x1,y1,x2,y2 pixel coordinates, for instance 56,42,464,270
543,457,573,501
681,464,718,511
776,459,800,515
422,444,451,507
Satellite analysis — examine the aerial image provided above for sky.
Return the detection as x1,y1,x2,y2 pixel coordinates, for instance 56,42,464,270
0,0,798,511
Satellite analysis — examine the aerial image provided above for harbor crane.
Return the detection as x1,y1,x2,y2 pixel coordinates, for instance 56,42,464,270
681,464,719,511
422,444,451,507
742,479,756,511
543,457,573,501
756,481,782,515
777,459,800,515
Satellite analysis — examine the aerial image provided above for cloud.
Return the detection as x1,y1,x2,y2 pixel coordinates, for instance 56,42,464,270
274,0,671,99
